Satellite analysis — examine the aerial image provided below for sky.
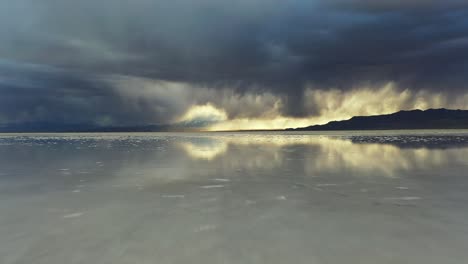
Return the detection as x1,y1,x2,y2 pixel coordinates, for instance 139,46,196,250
1,0,468,130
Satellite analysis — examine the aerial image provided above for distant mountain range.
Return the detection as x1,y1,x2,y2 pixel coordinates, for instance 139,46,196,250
0,113,220,133
1,108,467,133
0,122,203,133
0,114,221,132
287,109,468,131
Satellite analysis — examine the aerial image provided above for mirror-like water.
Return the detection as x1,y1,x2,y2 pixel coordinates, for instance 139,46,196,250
1,131,468,264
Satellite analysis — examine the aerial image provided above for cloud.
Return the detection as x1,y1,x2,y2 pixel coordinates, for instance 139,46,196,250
1,60,468,130
0,1,467,128
177,104,228,128
325,0,468,12
202,83,468,130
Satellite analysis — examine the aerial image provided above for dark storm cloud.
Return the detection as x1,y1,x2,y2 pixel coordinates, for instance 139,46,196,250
0,61,208,125
0,61,118,124
0,0,468,124
327,0,468,12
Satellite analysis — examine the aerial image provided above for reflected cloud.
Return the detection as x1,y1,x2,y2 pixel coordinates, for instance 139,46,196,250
178,138,228,160
178,134,468,178
1,133,468,189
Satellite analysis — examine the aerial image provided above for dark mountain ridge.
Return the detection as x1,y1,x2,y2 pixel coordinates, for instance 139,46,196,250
0,122,186,133
2,108,468,133
287,109,468,131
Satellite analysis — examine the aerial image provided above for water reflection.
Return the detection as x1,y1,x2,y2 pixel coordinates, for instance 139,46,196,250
179,138,228,160
2,133,468,264
1,133,467,189
178,134,468,178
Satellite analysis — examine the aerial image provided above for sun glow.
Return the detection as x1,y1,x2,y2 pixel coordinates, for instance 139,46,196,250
177,103,228,123
177,83,468,131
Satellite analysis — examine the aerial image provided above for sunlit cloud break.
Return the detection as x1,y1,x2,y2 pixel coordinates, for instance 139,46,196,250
0,0,467,130
177,82,468,131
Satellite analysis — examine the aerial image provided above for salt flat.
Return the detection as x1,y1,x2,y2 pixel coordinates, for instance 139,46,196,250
1,131,468,264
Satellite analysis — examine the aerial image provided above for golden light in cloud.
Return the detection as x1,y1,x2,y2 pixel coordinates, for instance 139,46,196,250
207,116,315,131
177,82,468,131
177,103,228,123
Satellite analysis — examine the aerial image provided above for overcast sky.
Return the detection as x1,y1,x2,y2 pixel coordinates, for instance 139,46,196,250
1,0,468,130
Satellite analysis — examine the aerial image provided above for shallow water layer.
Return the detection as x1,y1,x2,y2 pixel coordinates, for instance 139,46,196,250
1,131,468,264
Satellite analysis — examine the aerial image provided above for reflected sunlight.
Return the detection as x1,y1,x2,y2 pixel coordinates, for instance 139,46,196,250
178,134,468,178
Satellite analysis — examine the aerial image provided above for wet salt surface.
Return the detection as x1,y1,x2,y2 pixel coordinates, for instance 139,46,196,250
1,131,468,264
